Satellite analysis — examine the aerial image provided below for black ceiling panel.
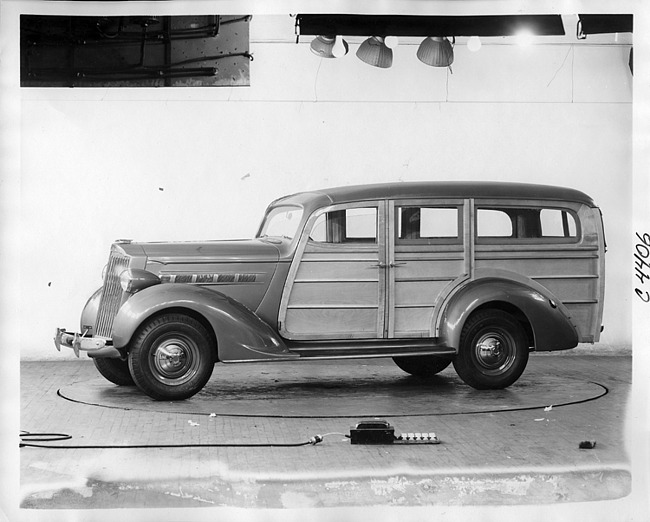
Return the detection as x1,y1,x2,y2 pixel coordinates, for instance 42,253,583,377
296,14,566,38
577,14,633,35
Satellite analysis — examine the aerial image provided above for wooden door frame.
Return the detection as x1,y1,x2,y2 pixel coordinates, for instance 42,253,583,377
278,200,388,340
386,198,469,338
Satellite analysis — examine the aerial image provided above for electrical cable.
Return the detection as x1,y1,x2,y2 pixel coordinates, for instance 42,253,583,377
220,15,252,26
321,432,347,438
169,52,254,67
24,26,237,48
24,52,251,84
55,382,608,419
19,431,324,449
19,431,72,443
26,68,219,84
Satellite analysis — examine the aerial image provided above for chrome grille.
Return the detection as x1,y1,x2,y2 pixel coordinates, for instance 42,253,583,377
95,251,130,338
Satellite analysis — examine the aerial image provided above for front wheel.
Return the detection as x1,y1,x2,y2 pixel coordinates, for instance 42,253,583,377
453,310,529,390
128,313,215,400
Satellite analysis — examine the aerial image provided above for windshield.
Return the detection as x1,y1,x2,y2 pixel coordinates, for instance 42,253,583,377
257,205,304,240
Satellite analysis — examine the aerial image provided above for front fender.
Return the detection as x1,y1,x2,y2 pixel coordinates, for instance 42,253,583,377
438,274,579,352
80,287,103,333
112,284,296,362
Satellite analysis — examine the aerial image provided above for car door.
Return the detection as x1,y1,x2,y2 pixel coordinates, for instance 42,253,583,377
279,201,387,340
386,199,468,338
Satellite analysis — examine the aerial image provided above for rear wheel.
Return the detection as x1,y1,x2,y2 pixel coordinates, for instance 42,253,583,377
393,355,452,377
93,357,134,386
128,313,215,401
453,310,529,390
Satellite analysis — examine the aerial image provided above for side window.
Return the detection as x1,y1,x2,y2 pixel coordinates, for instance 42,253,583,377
476,209,513,238
309,207,377,244
540,209,577,238
477,206,579,242
397,206,460,243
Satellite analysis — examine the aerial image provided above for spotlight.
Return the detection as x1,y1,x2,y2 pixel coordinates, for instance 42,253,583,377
356,36,393,68
384,36,399,49
467,35,482,52
515,30,534,47
310,35,349,58
417,37,454,68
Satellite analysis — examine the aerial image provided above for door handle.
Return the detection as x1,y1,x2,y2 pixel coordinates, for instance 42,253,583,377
372,262,405,269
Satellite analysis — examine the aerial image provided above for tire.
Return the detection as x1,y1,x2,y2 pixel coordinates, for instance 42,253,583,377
453,310,529,390
393,355,452,377
93,357,135,386
128,313,215,401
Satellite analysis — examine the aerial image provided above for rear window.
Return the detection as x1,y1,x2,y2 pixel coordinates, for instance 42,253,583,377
476,206,579,243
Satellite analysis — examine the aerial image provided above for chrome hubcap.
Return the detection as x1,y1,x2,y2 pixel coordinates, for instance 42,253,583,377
158,344,186,370
474,332,514,374
478,337,502,360
152,337,199,386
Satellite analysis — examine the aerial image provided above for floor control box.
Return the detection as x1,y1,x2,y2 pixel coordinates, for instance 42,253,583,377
349,420,395,444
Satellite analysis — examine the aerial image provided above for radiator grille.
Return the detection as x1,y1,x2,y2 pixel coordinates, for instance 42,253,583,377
95,251,130,338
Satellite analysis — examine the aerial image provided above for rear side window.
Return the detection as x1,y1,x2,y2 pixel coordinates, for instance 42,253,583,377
540,208,577,237
476,209,513,237
476,206,579,243
396,206,461,244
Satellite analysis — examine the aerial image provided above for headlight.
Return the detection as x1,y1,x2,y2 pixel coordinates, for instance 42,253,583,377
119,269,161,293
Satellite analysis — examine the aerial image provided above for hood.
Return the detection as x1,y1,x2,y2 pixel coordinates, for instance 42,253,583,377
126,239,281,264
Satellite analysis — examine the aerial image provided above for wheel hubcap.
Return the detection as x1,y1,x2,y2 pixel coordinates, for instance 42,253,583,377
474,332,514,374
158,344,186,370
152,337,200,386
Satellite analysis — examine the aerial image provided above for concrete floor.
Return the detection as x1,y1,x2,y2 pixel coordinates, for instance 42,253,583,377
10,354,647,521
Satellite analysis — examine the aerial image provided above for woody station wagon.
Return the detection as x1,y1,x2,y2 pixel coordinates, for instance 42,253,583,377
55,182,606,400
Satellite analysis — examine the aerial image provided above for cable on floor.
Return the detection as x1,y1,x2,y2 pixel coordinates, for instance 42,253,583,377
56,382,609,419
19,431,324,449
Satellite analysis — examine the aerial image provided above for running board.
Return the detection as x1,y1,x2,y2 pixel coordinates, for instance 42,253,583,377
285,339,456,359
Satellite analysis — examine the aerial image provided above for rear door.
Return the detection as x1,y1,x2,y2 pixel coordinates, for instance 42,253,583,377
386,199,468,338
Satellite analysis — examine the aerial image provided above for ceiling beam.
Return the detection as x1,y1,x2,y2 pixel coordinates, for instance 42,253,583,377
296,14,566,38
577,14,633,35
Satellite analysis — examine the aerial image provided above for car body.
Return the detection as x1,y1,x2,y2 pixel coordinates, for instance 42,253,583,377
55,181,606,400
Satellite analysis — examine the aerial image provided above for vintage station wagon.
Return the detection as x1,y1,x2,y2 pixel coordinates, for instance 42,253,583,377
55,182,606,400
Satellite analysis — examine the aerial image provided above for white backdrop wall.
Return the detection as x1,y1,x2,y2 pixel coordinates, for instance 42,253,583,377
17,15,632,359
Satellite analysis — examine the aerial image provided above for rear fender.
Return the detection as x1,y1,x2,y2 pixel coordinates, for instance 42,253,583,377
112,284,295,362
437,270,579,352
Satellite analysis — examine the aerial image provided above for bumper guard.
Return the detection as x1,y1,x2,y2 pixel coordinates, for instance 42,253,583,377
54,328,111,357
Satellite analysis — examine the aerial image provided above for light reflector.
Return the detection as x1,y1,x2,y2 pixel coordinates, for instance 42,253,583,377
356,36,393,68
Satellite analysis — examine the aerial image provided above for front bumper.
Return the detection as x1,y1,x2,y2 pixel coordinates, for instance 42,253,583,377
54,328,120,358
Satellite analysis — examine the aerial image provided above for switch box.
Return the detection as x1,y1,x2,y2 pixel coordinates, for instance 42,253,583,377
349,420,395,444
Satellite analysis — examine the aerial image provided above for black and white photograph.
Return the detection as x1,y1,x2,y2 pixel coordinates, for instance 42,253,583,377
1,1,648,521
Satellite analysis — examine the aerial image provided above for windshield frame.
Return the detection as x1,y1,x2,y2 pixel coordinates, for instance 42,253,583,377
256,204,305,242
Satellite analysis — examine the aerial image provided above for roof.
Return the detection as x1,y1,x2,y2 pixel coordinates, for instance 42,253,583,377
273,181,596,208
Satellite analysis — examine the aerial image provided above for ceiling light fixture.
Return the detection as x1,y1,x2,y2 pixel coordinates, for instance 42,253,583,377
384,36,399,49
310,35,349,58
467,35,482,52
514,29,534,46
356,36,393,68
417,36,454,69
